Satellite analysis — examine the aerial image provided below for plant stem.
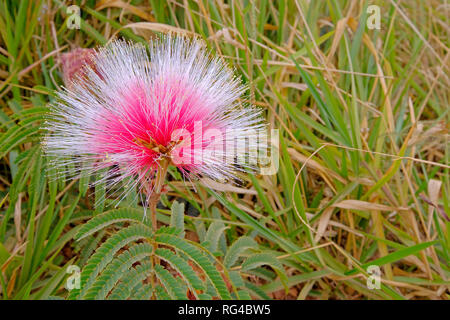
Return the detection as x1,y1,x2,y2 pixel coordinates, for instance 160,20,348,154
150,158,169,233
149,158,169,298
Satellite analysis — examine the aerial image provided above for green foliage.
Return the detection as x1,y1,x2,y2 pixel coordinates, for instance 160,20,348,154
0,0,448,300
66,203,287,300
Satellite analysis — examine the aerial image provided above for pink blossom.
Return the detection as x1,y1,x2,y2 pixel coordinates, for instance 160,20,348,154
44,36,267,203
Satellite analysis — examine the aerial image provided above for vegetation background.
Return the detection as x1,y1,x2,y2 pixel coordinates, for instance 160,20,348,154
0,0,448,300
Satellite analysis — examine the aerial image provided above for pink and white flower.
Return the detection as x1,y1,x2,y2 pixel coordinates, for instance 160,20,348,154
44,36,267,203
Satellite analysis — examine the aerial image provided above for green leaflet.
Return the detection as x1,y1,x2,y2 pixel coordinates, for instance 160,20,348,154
241,252,288,292
75,208,150,240
170,200,185,236
74,224,153,299
154,264,187,300
156,233,232,300
155,248,203,291
84,243,153,300
224,236,258,268
108,263,152,300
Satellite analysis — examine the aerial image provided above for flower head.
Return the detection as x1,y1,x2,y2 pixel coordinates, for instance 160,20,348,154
44,36,267,203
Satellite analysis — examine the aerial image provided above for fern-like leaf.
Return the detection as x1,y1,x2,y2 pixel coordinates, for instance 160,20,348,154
204,221,228,254
156,233,231,299
74,224,152,299
154,265,187,300
83,243,153,299
108,263,152,300
155,248,203,292
169,201,185,236
132,284,154,300
75,208,149,240
241,252,288,291
224,236,258,268
154,285,171,300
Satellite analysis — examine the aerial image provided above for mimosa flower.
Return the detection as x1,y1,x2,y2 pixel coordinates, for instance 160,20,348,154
44,36,267,203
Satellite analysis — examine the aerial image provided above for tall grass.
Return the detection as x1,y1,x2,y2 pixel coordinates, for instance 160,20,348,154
0,0,448,299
